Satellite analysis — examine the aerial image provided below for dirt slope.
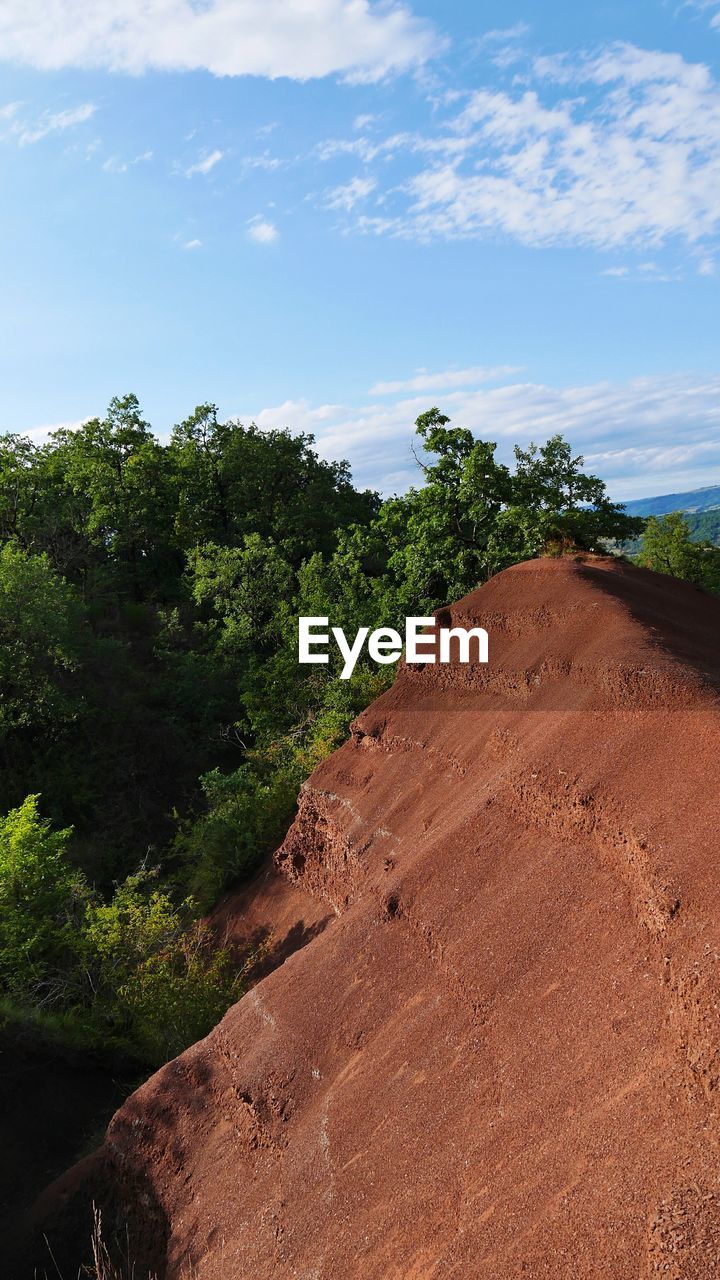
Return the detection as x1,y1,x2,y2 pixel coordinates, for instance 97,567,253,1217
29,557,720,1279
207,859,333,976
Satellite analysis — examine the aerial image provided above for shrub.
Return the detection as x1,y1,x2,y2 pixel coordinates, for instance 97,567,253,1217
0,796,86,1001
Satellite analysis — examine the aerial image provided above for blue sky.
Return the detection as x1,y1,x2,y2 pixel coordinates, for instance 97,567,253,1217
1,0,720,499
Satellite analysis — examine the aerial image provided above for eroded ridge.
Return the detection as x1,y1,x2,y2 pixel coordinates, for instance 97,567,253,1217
29,557,720,1280
501,769,681,936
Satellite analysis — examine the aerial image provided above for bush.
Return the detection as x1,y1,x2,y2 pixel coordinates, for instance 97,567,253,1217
114,921,244,1063
0,796,86,1001
0,803,254,1068
176,747,304,909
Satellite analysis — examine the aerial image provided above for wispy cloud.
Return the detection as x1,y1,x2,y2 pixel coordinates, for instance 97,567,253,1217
370,365,522,395
600,260,684,283
686,1,720,30
315,41,720,258
325,176,377,212
14,418,90,445
0,1,439,82
247,215,278,244
183,238,203,250
240,152,282,176
102,156,127,174
185,148,224,178
468,22,530,71
0,101,96,146
246,369,720,498
102,149,153,175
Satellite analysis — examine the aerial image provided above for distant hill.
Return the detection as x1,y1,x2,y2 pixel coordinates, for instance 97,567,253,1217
622,485,720,517
616,485,720,552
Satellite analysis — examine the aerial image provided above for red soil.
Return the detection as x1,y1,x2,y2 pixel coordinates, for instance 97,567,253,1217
208,860,332,975
28,557,720,1278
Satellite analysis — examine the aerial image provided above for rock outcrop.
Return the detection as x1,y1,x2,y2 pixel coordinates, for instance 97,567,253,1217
27,557,720,1278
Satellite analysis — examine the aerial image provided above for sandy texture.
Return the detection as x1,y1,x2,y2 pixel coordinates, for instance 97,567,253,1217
30,557,720,1279
208,861,333,976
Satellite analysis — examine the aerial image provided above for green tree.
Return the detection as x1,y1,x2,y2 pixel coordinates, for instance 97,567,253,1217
0,543,86,738
81,869,244,1063
636,512,720,591
170,407,379,563
511,434,643,551
0,796,85,999
50,395,179,600
378,408,512,606
381,412,643,607
188,535,295,655
0,434,45,544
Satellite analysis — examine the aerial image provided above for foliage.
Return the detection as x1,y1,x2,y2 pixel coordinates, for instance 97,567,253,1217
0,797,242,1066
356,411,644,610
634,511,720,591
0,796,84,999
686,509,720,546
169,403,378,562
0,544,86,737
86,884,243,1063
189,535,294,655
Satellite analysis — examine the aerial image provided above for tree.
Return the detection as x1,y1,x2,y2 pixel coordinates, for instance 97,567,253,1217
0,543,86,739
373,411,642,608
0,434,44,544
49,395,179,600
0,796,85,999
188,535,295,655
636,512,720,592
380,408,512,606
511,434,644,551
170,407,379,563
81,867,247,1063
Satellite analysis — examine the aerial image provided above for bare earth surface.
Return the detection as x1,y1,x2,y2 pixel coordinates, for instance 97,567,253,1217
25,557,720,1278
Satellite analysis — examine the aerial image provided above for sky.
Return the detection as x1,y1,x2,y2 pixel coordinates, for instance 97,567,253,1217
0,1,719,500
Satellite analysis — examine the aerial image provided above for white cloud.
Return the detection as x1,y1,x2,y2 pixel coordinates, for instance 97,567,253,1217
0,1,438,81
247,216,278,243
183,238,203,250
240,152,282,175
244,369,720,498
1,101,96,146
185,148,224,177
102,148,153,174
472,22,530,68
325,176,377,211
12,418,89,445
315,130,415,165
479,23,530,44
600,261,683,283
687,1,720,30
370,365,522,394
320,42,720,255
